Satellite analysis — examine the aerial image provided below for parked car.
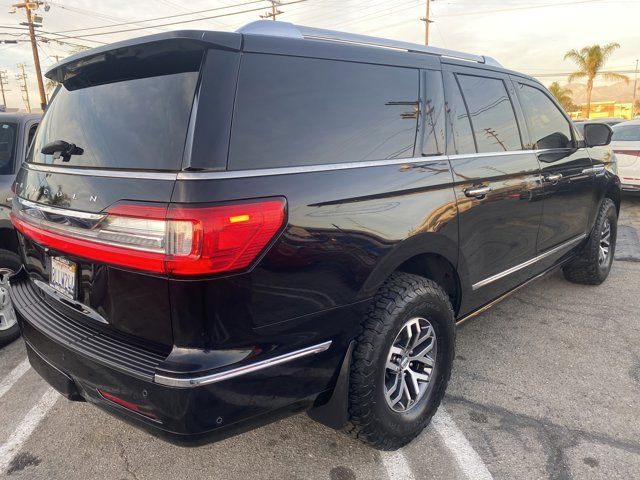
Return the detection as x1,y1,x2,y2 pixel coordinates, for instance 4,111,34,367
610,120,640,192
9,21,620,449
0,112,39,347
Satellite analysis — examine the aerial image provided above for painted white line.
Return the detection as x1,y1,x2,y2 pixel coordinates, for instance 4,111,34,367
432,407,494,480
0,388,59,474
381,449,416,480
0,358,30,400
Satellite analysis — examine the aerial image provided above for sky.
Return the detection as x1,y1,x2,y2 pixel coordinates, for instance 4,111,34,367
1,0,639,111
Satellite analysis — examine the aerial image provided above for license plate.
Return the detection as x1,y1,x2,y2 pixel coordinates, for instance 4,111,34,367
50,257,77,300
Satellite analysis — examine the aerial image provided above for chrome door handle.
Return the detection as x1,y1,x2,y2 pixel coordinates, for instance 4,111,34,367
464,185,492,198
544,173,563,183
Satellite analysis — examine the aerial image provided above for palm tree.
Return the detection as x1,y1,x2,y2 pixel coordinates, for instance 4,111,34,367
548,82,574,112
564,43,629,119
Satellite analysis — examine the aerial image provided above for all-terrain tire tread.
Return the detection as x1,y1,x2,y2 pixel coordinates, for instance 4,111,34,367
563,198,616,285
344,272,455,450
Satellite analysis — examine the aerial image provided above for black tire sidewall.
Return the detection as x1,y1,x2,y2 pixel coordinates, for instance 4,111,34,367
362,278,455,441
0,249,22,346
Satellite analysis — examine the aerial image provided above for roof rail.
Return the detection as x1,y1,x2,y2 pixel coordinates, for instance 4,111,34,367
237,20,502,67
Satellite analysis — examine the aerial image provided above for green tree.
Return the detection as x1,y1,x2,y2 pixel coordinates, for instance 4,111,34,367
564,43,629,119
548,82,575,112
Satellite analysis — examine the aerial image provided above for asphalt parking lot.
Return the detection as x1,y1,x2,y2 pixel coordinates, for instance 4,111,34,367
1,195,639,480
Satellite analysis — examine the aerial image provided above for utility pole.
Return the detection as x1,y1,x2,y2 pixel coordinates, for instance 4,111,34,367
420,0,432,46
12,1,47,111
260,1,283,20
16,63,31,112
633,59,638,118
0,70,9,107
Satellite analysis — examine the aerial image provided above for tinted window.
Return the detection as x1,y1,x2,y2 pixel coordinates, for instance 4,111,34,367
517,84,573,149
457,75,522,153
0,123,17,175
443,72,476,155
30,73,198,170
422,70,446,156
229,54,419,169
612,125,640,141
25,123,38,159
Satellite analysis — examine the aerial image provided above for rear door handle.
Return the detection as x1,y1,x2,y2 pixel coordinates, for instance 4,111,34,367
464,185,492,199
544,173,563,183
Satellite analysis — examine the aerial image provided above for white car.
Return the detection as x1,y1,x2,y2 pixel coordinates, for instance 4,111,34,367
611,120,640,192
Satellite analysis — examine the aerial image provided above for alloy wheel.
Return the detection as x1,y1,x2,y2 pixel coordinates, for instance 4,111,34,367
598,219,611,266
384,317,437,413
0,268,17,332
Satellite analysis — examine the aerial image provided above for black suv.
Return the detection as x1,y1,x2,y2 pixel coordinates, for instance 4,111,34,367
10,21,620,449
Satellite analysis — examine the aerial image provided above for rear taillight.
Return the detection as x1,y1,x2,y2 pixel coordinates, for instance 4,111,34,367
11,198,286,277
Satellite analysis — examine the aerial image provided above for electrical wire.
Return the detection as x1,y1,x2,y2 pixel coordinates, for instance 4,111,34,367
39,0,307,41
50,0,268,34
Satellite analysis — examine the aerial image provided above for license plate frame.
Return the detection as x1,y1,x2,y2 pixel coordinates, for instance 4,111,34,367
49,256,77,300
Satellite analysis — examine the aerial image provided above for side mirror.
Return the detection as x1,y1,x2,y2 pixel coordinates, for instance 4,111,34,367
583,123,613,147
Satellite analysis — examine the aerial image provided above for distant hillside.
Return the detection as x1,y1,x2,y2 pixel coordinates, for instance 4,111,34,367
561,81,636,104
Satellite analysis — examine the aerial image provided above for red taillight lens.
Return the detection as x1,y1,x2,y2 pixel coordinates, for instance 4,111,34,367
11,198,286,277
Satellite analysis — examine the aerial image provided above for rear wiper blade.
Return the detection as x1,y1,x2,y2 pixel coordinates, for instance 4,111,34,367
41,140,84,162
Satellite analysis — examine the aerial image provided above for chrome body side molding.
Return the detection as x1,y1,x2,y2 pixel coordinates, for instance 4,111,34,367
23,150,541,182
25,163,178,181
472,234,586,290
154,340,332,388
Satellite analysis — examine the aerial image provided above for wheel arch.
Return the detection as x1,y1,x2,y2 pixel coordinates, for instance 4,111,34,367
604,181,621,215
359,232,463,315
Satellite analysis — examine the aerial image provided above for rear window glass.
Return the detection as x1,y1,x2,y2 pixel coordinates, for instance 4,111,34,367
612,125,640,141
0,123,17,175
229,54,419,170
29,72,198,170
457,74,522,153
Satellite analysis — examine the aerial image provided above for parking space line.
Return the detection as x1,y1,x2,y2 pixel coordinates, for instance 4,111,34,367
432,407,494,480
0,388,59,474
0,358,30,400
381,449,416,480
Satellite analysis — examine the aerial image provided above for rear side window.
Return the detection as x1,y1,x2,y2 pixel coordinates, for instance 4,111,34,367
25,123,38,159
517,84,573,149
0,123,17,175
229,54,419,170
457,74,522,153
443,72,476,155
612,125,640,141
30,72,199,170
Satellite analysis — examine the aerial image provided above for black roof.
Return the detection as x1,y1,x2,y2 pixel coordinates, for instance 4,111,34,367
45,22,535,86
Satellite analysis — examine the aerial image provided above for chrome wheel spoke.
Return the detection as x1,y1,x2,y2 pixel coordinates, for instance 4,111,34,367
384,317,437,413
386,372,403,407
598,219,612,266
0,268,16,331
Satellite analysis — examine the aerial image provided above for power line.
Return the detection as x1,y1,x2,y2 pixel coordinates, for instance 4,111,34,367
37,0,307,41
50,0,268,34
436,0,615,17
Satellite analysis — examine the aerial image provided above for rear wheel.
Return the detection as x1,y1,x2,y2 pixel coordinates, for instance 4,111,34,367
563,198,617,285
0,250,21,347
345,272,455,450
